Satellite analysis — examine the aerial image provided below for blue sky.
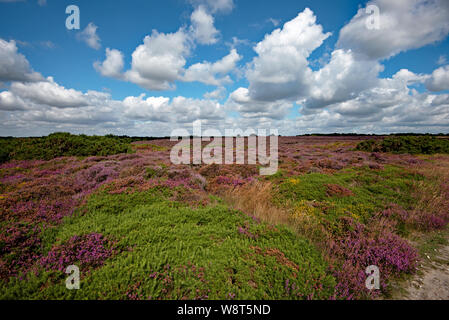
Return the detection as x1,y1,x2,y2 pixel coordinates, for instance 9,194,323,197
1,0,449,136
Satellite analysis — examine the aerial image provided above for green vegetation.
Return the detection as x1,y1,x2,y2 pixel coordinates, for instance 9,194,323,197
276,166,420,227
356,135,449,155
2,135,448,300
1,187,335,300
0,133,135,163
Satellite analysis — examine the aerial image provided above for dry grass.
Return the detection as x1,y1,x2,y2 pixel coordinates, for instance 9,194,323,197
222,181,329,242
221,181,291,226
414,158,449,204
408,157,449,229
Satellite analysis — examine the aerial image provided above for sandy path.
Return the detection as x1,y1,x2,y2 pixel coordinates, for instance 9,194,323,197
393,243,449,300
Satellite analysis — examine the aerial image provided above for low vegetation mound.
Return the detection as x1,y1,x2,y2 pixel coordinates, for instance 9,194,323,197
0,133,134,163
356,136,449,155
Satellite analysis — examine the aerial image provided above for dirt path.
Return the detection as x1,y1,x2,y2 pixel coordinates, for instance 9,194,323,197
391,238,449,300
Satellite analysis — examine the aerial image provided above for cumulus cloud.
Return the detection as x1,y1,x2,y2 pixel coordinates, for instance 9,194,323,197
77,23,101,50
183,48,241,85
3,2,449,136
228,87,293,120
337,0,449,60
0,39,43,82
93,0,241,90
230,2,449,128
393,69,429,85
96,34,240,89
0,90,27,111
10,77,88,108
426,65,449,91
123,95,171,121
123,29,190,90
123,94,225,123
305,49,384,109
94,48,125,79
245,8,331,102
190,5,219,45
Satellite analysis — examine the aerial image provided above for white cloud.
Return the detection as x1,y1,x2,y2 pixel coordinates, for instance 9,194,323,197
190,5,219,45
0,39,43,82
438,55,447,65
189,0,234,14
124,29,190,90
392,69,429,85
245,8,331,102
0,90,27,111
228,87,292,120
123,95,171,121
77,23,101,50
94,48,125,79
267,18,280,27
98,35,240,89
183,48,241,85
123,94,225,123
426,65,449,91
204,87,226,99
3,3,449,136
305,49,384,109
337,0,449,60
10,77,88,108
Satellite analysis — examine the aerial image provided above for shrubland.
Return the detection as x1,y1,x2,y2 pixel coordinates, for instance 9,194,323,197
0,135,448,300
356,135,449,155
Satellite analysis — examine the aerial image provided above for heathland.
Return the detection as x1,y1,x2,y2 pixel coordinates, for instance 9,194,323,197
0,134,448,300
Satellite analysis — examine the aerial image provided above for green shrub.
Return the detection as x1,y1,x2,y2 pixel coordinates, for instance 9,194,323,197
0,133,135,163
1,190,336,300
356,136,449,154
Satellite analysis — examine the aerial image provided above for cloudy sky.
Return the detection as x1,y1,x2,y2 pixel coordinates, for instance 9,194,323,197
1,0,449,136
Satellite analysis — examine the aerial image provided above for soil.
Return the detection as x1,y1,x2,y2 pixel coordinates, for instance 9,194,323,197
391,235,449,300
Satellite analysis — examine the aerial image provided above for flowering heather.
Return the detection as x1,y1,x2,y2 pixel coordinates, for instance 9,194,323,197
0,223,42,279
75,161,120,191
327,218,419,299
380,203,449,232
238,224,259,239
215,176,246,187
0,136,448,300
40,233,114,272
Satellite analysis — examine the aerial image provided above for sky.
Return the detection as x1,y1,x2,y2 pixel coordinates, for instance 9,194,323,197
0,0,449,137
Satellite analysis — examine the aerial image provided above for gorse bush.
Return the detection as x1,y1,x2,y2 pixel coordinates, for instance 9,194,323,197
356,136,449,155
0,133,134,163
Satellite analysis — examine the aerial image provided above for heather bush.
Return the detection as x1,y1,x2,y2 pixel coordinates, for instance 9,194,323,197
327,217,419,299
0,223,42,279
40,233,115,272
0,133,134,163
1,192,336,299
356,136,449,155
